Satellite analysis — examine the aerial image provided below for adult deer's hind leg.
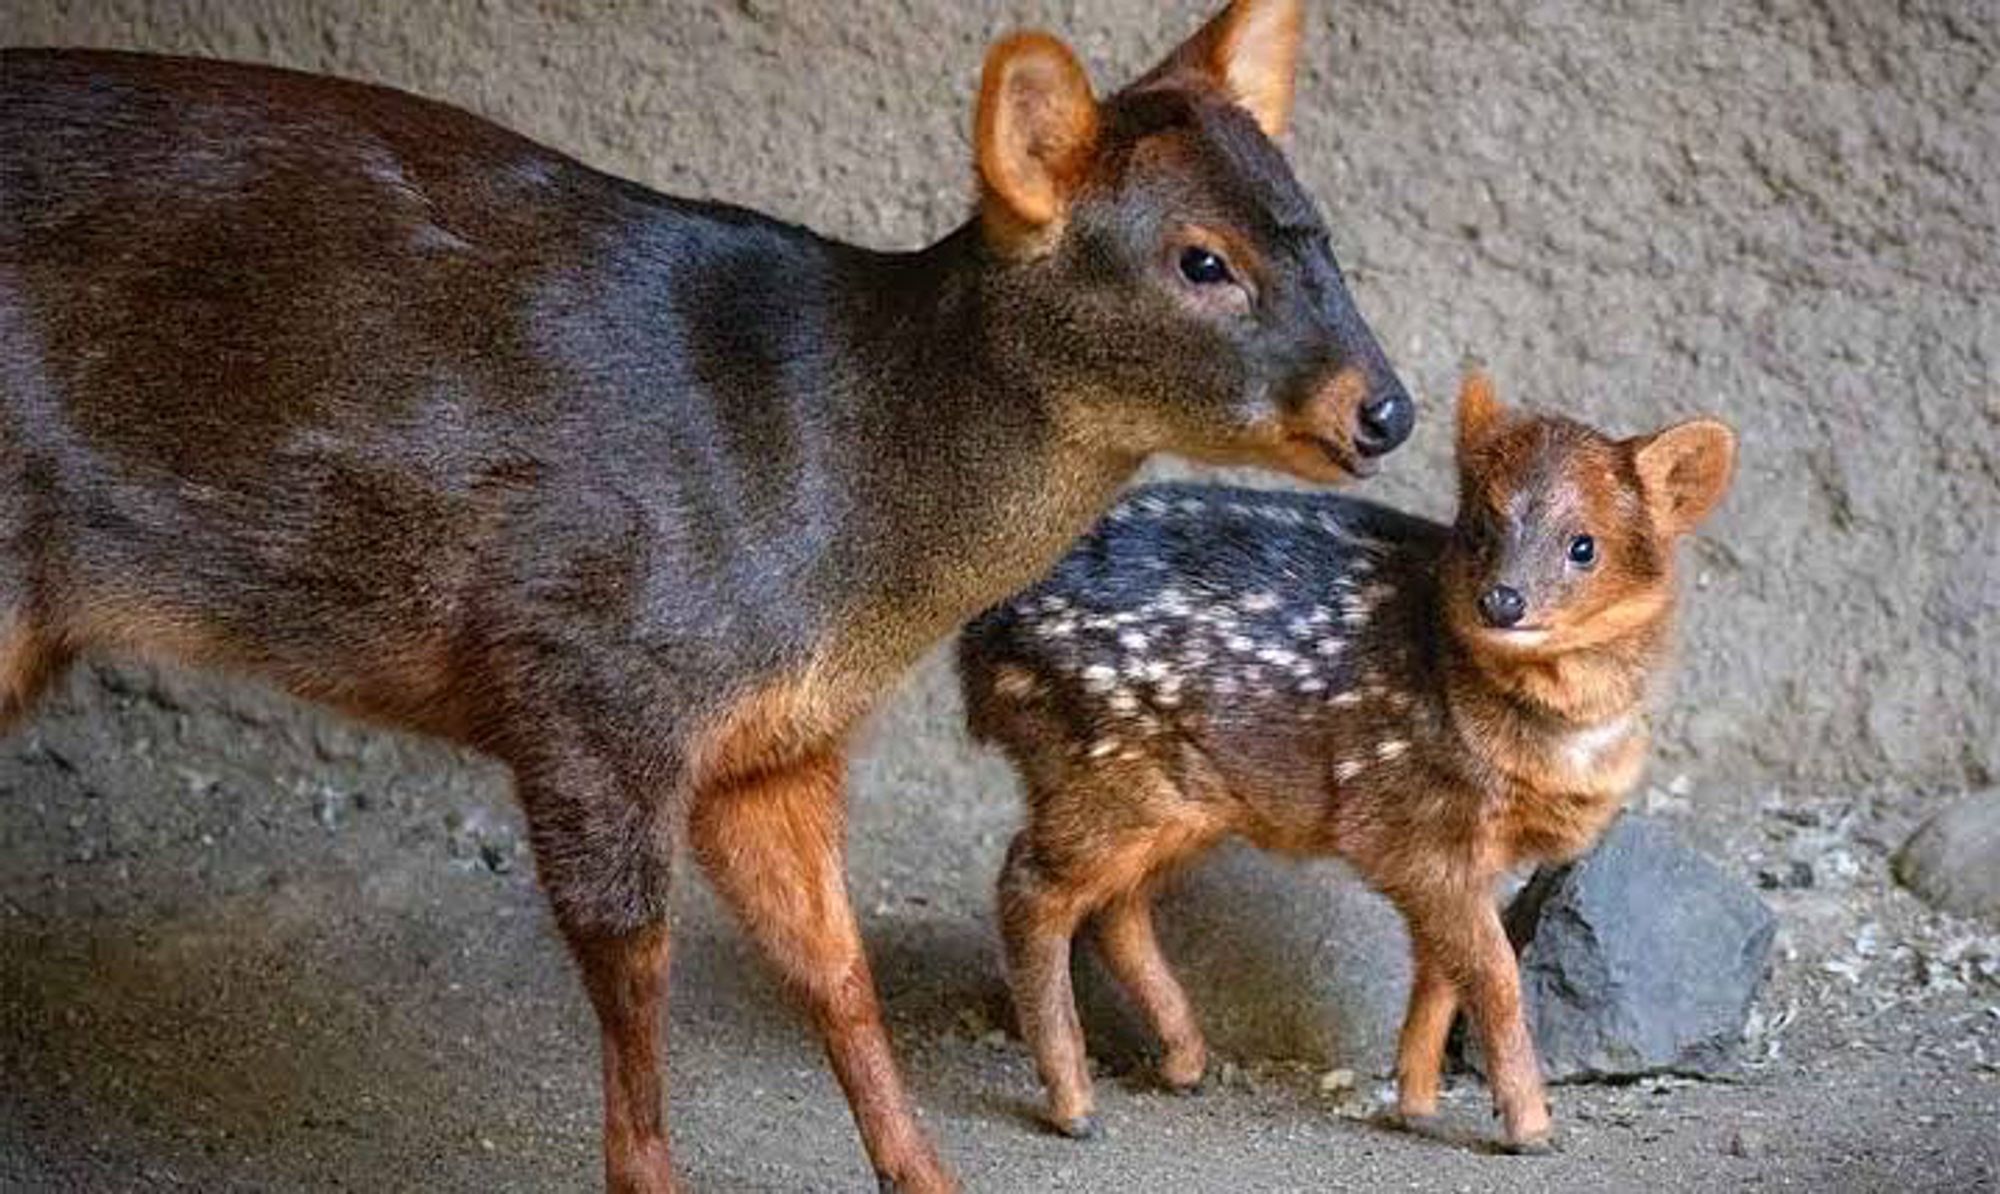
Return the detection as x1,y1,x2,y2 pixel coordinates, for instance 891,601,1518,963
688,750,952,1194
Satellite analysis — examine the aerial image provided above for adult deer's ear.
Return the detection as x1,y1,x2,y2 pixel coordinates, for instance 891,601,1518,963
975,32,1099,247
1131,0,1305,138
1456,369,1507,459
1630,419,1738,538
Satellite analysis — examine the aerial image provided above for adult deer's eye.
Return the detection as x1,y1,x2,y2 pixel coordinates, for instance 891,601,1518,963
1568,534,1597,567
1178,246,1234,286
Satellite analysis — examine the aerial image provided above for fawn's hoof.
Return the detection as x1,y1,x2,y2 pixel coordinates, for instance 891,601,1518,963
876,1170,959,1194
1381,1108,1441,1137
1054,1114,1101,1141
1160,1060,1208,1096
1497,1131,1557,1156
1162,1066,1208,1097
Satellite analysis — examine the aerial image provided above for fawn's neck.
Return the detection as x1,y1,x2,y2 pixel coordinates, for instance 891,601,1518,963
1422,591,1671,860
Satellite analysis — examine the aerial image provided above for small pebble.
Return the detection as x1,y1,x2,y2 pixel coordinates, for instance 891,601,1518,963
1318,1068,1356,1095
1756,860,1815,890
1726,1126,1765,1158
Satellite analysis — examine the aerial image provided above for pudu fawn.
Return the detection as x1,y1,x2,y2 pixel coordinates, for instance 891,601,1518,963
0,2,1414,1190
961,372,1736,1151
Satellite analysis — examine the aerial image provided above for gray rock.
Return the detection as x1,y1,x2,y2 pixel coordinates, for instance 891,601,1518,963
1894,790,2000,920
1466,815,1776,1083
1072,843,1412,1076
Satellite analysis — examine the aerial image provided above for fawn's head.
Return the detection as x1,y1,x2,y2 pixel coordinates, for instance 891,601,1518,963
1442,372,1736,659
971,0,1412,483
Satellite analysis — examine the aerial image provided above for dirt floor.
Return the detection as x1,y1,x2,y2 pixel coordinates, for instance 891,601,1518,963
2,658,1995,1193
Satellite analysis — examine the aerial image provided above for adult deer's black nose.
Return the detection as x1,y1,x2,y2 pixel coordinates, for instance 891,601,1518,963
1355,388,1414,458
1478,584,1527,628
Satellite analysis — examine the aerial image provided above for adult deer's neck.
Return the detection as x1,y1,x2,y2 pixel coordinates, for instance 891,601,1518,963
806,222,1143,678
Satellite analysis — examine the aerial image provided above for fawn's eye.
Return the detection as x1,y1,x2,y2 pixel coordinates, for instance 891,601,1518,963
1568,534,1597,567
1178,246,1234,286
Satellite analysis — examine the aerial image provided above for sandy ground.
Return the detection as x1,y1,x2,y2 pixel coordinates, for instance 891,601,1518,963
2,658,1995,1192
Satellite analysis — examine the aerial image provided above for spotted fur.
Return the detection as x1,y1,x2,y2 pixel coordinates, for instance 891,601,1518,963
960,376,1737,1152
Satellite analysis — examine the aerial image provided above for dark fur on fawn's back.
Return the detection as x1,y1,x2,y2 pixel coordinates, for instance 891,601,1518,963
962,482,1454,834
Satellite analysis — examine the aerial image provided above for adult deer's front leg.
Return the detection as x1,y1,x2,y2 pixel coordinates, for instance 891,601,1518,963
518,765,682,1194
568,924,677,1194
688,751,953,1194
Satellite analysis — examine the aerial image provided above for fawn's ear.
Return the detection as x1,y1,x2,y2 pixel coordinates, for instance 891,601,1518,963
1631,419,1738,538
1133,0,1305,138
1456,369,1507,457
976,32,1099,241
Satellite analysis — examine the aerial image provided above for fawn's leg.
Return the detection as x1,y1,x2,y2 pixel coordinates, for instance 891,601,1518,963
1403,892,1550,1149
997,834,1100,1138
999,803,1219,1138
1092,887,1207,1091
1393,937,1459,1122
688,751,952,1194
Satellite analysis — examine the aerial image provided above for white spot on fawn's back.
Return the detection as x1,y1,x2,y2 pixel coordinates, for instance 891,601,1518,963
992,666,1039,701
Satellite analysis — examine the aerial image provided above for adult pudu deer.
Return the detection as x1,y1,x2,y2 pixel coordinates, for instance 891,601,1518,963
0,1,1410,1189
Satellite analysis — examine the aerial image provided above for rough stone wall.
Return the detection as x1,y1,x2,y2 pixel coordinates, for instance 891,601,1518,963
4,0,1994,795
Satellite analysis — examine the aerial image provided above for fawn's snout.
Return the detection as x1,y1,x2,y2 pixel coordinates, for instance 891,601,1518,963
1477,583,1527,628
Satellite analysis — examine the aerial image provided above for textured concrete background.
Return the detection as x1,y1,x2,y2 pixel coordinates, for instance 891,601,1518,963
6,0,1994,792
1,1,1998,1188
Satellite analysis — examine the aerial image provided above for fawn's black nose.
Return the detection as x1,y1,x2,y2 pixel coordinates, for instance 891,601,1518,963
1355,388,1414,458
1478,584,1527,628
